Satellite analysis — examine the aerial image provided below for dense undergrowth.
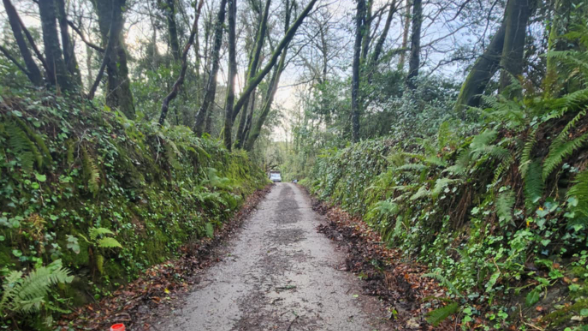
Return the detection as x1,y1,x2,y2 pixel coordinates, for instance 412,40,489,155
0,90,268,329
301,87,588,329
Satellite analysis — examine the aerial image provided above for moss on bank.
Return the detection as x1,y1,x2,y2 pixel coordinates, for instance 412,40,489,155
0,90,268,328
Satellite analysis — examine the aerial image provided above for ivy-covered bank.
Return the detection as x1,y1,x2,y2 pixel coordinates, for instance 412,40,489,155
0,91,268,328
301,98,588,329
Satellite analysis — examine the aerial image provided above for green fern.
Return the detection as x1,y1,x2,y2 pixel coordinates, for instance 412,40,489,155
426,302,459,327
97,237,123,249
431,178,460,198
5,124,41,173
568,170,588,218
89,227,115,240
524,160,544,210
82,147,100,196
551,110,586,149
519,127,537,179
542,132,588,180
496,190,515,225
0,260,73,317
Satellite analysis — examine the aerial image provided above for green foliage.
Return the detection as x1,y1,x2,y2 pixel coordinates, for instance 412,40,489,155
0,260,73,317
0,90,268,327
543,132,588,180
426,302,459,326
496,190,515,225
568,170,588,218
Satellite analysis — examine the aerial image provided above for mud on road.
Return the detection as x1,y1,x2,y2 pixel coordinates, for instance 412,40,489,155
156,183,392,331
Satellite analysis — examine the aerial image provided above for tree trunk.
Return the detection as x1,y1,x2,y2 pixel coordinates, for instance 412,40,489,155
368,1,396,79
164,0,181,61
244,48,287,151
351,0,366,143
2,0,43,86
360,0,373,62
55,0,81,85
398,0,411,70
230,0,319,123
193,0,227,136
405,0,421,90
454,11,507,115
231,0,271,124
499,0,532,94
223,0,237,150
38,0,72,91
93,0,135,119
158,0,204,125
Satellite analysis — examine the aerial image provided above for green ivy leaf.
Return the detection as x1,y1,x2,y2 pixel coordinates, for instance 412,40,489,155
525,289,540,307
35,173,47,182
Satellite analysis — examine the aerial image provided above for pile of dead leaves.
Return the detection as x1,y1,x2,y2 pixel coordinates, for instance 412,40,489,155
57,185,272,331
313,199,457,330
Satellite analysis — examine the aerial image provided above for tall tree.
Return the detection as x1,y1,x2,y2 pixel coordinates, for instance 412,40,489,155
2,0,43,86
228,0,319,130
398,0,411,70
162,0,181,61
405,0,422,90
454,0,534,114
351,0,366,142
242,0,293,150
223,0,237,150
92,0,135,119
158,0,204,125
234,0,272,149
55,0,82,85
38,0,72,91
499,0,532,94
193,0,228,136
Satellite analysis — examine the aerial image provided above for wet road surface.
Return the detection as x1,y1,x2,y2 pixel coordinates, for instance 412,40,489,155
158,183,390,331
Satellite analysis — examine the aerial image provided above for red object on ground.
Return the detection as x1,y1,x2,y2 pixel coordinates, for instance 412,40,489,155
110,324,125,331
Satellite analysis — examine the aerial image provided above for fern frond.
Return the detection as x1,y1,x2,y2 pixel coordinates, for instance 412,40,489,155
568,170,588,217
6,124,40,172
524,160,544,210
82,147,100,196
496,190,515,225
519,127,538,178
551,110,586,148
431,178,460,198
426,302,459,327
410,185,431,200
89,227,115,241
543,132,588,179
97,237,123,249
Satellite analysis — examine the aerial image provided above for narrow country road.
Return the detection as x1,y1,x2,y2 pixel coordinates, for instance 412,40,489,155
157,183,391,331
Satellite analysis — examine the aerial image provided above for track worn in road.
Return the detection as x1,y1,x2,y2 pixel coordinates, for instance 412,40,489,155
158,183,390,331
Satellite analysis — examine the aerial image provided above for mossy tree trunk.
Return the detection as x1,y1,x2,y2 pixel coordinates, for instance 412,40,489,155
234,0,272,149
228,0,319,133
351,0,366,143
405,0,422,91
499,0,533,95
38,0,73,91
163,0,181,61
223,0,237,150
193,0,227,136
93,0,135,119
454,19,506,115
398,0,411,70
55,0,82,86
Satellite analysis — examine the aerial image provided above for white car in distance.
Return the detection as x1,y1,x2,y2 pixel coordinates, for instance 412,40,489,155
270,173,282,182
